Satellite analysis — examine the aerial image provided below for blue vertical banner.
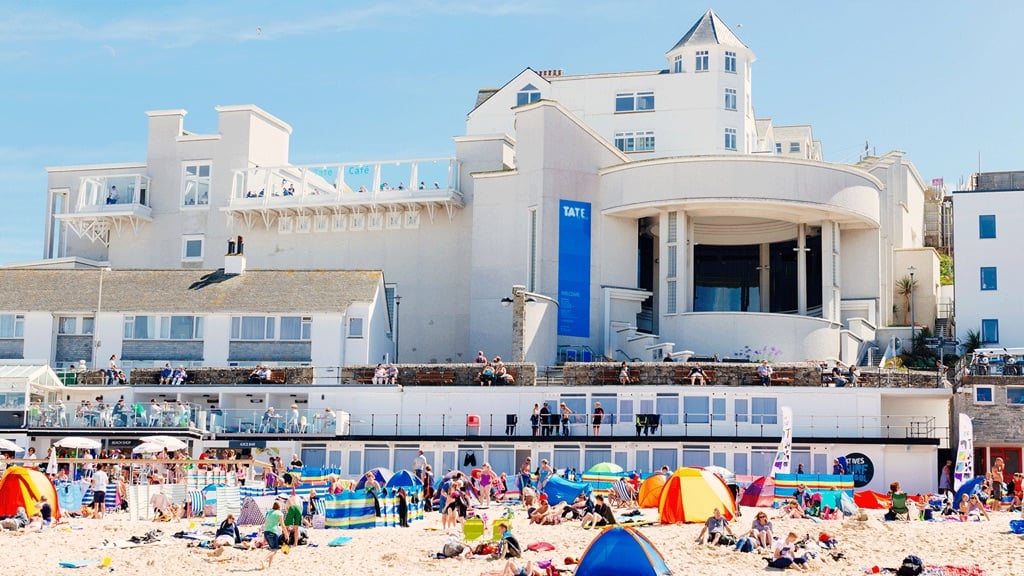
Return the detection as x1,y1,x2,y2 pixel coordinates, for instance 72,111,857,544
558,200,591,337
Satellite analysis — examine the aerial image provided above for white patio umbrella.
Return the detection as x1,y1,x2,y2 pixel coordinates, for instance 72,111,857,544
0,438,25,453
54,437,102,450
132,442,166,455
138,435,187,452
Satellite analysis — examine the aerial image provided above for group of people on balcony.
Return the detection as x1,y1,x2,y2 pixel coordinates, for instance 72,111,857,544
28,397,194,428
970,351,1020,375
258,405,335,434
372,363,398,385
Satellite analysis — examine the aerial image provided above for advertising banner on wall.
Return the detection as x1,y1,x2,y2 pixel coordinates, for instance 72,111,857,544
771,406,793,476
558,200,591,337
953,413,973,491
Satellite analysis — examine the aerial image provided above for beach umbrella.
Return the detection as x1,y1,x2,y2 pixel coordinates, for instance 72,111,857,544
132,442,167,454
138,435,187,451
586,462,624,475
54,437,101,450
0,439,25,453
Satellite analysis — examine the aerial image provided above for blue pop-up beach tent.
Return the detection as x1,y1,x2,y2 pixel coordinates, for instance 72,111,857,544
543,474,591,505
575,526,671,576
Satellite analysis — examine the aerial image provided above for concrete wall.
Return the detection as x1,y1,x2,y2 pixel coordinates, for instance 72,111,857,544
955,376,1024,444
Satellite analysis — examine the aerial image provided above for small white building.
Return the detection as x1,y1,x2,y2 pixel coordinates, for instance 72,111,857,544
953,171,1024,348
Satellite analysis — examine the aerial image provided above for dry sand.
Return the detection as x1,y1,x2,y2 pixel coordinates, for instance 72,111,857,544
1,507,1018,575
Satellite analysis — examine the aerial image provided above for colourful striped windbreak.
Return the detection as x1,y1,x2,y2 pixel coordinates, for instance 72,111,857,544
324,491,378,530
772,474,854,504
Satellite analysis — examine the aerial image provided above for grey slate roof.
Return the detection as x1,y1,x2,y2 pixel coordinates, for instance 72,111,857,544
0,269,382,314
668,9,747,52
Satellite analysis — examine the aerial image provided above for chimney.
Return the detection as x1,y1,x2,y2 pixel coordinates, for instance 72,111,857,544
225,235,246,275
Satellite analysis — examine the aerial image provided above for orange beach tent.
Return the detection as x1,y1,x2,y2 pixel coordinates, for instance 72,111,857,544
638,474,667,508
658,467,736,524
0,466,61,520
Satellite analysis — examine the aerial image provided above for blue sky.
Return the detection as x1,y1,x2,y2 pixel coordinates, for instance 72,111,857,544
1,0,1021,264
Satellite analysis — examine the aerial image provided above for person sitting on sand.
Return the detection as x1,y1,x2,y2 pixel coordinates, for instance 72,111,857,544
775,499,806,519
562,492,592,521
214,514,241,548
966,494,990,521
751,511,774,550
150,489,180,521
528,494,552,524
695,507,733,546
768,532,809,570
502,559,546,576
580,494,616,529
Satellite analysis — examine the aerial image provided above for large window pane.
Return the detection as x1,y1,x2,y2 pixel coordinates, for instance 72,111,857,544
683,396,709,424
134,316,157,339
169,316,196,339
979,215,996,239
656,394,679,425
280,317,302,340
240,317,266,340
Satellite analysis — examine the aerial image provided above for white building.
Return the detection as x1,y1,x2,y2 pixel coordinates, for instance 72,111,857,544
25,9,938,367
953,171,1024,348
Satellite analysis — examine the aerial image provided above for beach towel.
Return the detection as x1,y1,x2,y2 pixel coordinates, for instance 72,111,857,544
59,561,98,569
527,542,556,552
328,536,353,547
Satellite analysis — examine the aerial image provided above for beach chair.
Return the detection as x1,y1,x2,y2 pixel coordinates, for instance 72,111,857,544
611,478,639,509
890,493,910,521
463,516,485,541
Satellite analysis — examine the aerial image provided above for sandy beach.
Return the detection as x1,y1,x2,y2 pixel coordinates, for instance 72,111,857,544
1,506,1016,575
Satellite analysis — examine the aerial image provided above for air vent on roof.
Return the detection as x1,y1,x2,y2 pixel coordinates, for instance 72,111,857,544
537,69,563,78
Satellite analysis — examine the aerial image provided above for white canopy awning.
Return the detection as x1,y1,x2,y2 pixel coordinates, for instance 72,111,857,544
0,364,63,391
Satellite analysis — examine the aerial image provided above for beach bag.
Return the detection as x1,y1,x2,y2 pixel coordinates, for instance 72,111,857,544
896,555,923,576
718,534,737,547
442,542,466,558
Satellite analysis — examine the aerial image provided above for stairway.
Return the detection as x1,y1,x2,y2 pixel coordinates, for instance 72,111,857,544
934,318,950,339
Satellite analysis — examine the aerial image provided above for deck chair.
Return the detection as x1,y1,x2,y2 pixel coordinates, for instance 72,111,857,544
611,478,639,509
463,517,485,541
890,493,910,521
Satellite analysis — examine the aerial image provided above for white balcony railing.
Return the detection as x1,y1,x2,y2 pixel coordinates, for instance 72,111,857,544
56,174,153,245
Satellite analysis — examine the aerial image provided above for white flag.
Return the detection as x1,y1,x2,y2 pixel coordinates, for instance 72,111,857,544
953,413,973,491
771,406,793,477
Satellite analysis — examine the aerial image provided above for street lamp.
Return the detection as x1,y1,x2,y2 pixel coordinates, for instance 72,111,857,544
394,295,402,363
502,285,559,362
908,266,916,352
92,266,112,370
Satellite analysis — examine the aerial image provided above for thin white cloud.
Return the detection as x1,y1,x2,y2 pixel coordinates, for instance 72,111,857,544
0,1,550,47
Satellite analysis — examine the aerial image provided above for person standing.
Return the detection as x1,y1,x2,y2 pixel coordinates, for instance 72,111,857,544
991,457,1006,512
530,404,540,437
539,402,551,437
592,402,604,436
559,403,573,436
91,463,109,519
938,460,953,498
107,354,119,386
261,501,286,569
413,449,427,482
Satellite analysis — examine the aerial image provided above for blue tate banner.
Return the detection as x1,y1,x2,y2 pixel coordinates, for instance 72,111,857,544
558,200,591,337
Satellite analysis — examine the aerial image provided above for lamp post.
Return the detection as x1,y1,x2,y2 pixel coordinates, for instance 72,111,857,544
501,285,559,363
394,295,402,363
92,266,112,370
908,266,916,353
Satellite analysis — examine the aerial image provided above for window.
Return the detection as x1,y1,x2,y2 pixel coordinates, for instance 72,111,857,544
516,84,541,106
615,91,655,113
981,319,999,344
280,316,312,340
58,317,77,334
82,317,94,335
0,314,24,338
695,50,709,72
673,55,683,73
348,317,364,338
231,316,275,340
683,396,709,424
1007,387,1024,405
979,214,996,239
656,394,679,425
614,131,656,153
182,163,211,206
789,142,801,153
724,51,736,72
712,398,726,422
734,398,749,423
724,128,737,151
775,143,782,154
751,397,778,424
974,386,994,404
981,267,998,291
182,235,204,261
724,88,737,111
124,316,203,339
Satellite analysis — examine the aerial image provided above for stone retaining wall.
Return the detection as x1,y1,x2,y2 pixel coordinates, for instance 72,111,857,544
78,367,315,386
341,363,537,387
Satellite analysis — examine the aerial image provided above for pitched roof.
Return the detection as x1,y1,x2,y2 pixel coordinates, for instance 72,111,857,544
0,269,382,314
668,9,747,52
